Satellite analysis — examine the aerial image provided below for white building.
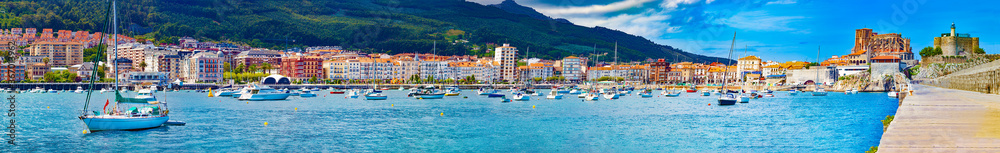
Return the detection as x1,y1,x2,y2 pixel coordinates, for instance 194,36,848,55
494,43,518,81
561,56,584,81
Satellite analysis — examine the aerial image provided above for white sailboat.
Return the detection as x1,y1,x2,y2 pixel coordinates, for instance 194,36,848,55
80,1,169,132
717,32,738,105
811,46,828,96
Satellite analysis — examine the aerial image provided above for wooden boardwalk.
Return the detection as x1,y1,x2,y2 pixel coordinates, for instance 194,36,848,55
878,84,1000,152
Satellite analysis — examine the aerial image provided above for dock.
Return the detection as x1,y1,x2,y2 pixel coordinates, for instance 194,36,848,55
878,84,1000,152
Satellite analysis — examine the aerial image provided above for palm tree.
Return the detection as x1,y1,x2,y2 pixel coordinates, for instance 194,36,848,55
138,61,147,71
42,57,50,65
261,63,272,74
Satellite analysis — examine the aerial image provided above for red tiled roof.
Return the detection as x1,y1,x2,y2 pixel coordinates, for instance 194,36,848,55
871,56,901,60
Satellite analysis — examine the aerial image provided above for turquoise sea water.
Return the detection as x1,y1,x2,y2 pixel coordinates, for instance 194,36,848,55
1,90,897,152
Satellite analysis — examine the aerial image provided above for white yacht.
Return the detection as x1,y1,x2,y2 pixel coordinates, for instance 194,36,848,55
74,86,85,93
135,88,157,101
237,84,291,101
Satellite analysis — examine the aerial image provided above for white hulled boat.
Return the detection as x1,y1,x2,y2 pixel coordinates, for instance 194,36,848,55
237,84,291,101
546,90,563,99
74,86,85,93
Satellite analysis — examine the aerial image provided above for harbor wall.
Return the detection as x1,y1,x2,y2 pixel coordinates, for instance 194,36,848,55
928,59,1000,94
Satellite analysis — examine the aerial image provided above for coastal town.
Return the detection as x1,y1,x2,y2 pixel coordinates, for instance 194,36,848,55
6,0,1000,152
0,23,979,92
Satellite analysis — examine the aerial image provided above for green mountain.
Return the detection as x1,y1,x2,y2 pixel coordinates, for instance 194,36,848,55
1,0,731,63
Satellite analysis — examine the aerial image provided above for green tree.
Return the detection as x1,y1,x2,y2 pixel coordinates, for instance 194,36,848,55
138,61,147,71
261,63,272,73
223,62,232,72
919,47,937,57
42,57,50,65
309,76,317,84
975,48,986,54
95,66,106,79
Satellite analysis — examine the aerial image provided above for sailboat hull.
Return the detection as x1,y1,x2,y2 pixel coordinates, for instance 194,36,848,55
239,93,291,101
82,115,169,131
718,99,737,105
603,94,619,100
365,96,388,100
487,93,505,98
639,93,653,98
415,94,445,99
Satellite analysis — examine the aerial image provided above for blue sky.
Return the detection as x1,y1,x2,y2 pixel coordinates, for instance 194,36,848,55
468,0,1000,62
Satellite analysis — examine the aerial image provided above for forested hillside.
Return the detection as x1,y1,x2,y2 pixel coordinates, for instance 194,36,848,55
0,0,731,63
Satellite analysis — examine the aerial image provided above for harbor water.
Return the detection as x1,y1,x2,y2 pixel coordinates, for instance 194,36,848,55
2,90,897,152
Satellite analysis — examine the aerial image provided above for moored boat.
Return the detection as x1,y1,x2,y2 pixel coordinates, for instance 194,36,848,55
546,90,563,99
237,84,291,101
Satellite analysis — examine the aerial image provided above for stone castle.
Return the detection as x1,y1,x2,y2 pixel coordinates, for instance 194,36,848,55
934,23,979,56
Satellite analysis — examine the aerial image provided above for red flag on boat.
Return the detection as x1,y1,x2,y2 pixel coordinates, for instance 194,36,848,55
103,99,109,114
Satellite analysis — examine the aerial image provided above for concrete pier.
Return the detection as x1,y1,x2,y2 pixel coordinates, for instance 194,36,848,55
878,84,1000,152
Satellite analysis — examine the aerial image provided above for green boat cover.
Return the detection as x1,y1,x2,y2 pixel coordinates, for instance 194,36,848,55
116,92,149,103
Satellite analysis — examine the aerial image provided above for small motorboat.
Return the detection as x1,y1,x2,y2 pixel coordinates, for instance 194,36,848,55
568,89,581,94
73,86,85,93
546,90,563,99
346,89,360,98
330,89,346,94
299,90,317,97
639,89,653,98
888,91,899,98
737,94,750,103
444,87,461,96
512,92,530,101
663,90,681,97
811,88,828,96
602,91,619,100
584,93,599,101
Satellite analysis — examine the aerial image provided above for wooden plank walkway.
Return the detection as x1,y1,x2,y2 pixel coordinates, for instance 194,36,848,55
878,84,1000,152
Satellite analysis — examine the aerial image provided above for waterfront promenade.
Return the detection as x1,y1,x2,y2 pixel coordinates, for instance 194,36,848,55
878,84,1000,152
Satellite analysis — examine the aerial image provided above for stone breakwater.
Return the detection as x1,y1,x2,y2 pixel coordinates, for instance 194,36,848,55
833,71,909,92
928,59,1000,94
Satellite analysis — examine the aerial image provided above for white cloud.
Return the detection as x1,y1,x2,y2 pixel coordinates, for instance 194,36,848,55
766,0,797,5
561,9,681,40
660,0,703,10
717,10,807,33
534,0,655,15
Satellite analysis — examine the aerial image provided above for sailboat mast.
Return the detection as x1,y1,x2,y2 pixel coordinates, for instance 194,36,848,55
83,0,115,113
720,32,736,98
112,1,119,93
816,45,821,87
614,42,618,82
742,45,747,84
